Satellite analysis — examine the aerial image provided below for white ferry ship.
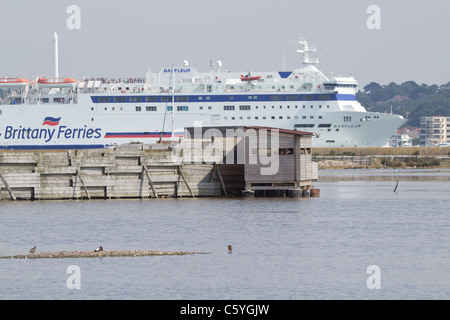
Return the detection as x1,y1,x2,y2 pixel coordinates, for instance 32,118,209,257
0,33,406,150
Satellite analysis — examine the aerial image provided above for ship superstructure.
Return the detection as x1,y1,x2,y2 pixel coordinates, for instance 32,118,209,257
0,34,406,149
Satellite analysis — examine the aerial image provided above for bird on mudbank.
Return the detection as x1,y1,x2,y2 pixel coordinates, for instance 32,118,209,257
94,246,103,252
29,246,36,254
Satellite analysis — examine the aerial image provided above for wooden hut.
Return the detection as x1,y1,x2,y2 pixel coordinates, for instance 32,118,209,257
183,126,319,197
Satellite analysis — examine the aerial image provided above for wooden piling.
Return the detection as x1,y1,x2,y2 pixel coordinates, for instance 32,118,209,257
76,168,91,200
214,162,228,197
0,170,16,201
142,165,158,197
178,166,195,198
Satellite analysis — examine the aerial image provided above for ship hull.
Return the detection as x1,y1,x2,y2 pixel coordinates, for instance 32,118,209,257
0,96,405,149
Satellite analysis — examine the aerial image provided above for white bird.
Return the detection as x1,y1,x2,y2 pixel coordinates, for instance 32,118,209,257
94,246,103,252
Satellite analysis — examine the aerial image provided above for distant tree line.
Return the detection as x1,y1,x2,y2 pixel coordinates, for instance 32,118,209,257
356,81,450,127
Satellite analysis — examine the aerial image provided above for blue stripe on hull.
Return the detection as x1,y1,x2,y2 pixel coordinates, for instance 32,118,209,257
91,93,357,103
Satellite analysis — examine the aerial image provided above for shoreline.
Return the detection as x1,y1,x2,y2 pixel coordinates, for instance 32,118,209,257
316,158,450,170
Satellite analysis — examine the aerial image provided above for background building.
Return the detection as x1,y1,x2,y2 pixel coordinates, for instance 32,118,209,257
419,116,450,146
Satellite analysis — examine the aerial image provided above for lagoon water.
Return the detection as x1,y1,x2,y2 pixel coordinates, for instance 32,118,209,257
0,169,449,300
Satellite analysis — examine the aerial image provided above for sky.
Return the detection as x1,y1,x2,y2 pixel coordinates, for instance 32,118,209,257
0,0,449,88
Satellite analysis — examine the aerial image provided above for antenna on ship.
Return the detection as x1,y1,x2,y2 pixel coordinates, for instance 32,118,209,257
295,37,319,65
53,32,59,78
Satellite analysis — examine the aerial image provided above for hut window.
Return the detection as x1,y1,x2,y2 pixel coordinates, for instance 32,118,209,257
279,148,294,155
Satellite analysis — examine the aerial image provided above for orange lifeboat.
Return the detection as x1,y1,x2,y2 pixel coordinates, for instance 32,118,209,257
37,77,76,88
0,77,29,88
240,74,261,82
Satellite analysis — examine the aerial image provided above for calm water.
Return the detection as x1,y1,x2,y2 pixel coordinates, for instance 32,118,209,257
1,169,449,300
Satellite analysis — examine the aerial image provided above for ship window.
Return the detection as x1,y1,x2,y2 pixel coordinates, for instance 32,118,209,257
239,105,251,111
161,96,172,102
177,106,189,111
287,116,291,119
263,116,266,119
176,96,189,102
144,96,157,102
208,106,212,110
42,98,49,103
271,116,275,119
136,106,141,111
239,116,243,120
231,117,235,120
98,97,110,103
279,116,283,119
114,97,126,102
130,96,141,102
310,116,314,119
199,106,203,110
167,106,173,111
224,105,235,111
146,106,157,111
319,116,323,119
255,116,259,120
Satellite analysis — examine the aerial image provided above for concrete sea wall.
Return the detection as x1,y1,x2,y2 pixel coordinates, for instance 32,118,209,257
0,145,221,201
